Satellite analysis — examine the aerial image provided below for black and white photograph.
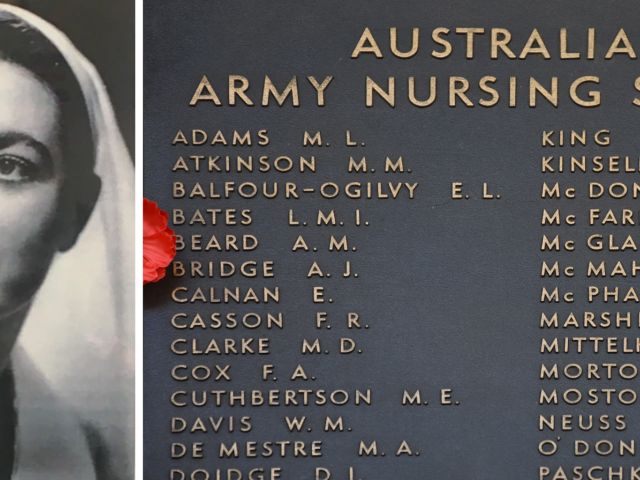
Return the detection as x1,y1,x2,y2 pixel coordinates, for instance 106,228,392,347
0,1,134,479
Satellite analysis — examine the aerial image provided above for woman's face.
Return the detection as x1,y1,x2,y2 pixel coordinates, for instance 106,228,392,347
0,60,66,317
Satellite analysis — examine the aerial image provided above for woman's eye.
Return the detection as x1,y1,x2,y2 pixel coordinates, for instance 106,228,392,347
0,155,38,182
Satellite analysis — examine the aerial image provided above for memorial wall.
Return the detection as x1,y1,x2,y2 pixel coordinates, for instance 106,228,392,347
143,2,640,478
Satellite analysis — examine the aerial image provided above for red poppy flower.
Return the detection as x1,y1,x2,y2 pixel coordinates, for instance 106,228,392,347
143,198,176,285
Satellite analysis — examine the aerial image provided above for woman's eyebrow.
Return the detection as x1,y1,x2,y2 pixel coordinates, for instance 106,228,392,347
0,131,53,167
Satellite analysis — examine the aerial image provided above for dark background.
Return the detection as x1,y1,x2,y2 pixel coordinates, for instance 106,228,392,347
7,0,135,156
144,1,640,478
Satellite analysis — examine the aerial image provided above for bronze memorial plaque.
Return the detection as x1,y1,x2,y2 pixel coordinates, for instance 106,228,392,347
143,1,640,479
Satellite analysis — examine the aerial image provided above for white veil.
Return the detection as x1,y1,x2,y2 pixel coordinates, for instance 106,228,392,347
0,4,134,478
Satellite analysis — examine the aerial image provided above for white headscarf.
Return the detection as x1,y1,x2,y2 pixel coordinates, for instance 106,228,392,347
0,4,134,479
